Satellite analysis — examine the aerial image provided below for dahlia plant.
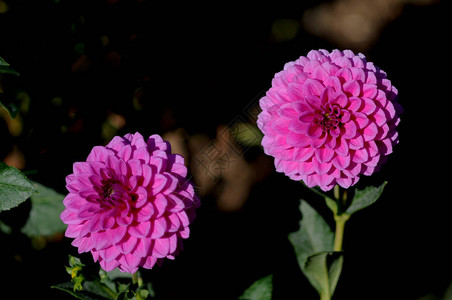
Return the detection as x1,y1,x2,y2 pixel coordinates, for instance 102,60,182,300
241,49,401,300
57,132,200,299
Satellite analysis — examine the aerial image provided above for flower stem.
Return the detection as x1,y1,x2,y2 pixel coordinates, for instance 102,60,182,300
333,214,349,252
132,271,144,300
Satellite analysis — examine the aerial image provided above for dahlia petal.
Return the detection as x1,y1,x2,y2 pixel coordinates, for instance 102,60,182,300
117,212,134,227
135,186,148,208
117,145,132,162
289,119,310,133
168,234,178,255
150,217,167,239
324,136,337,150
107,225,127,245
372,108,387,126
127,159,143,177
152,174,168,195
169,161,187,177
303,60,321,73
137,202,154,222
153,194,168,218
335,67,352,81
352,148,369,163
349,135,364,150
92,231,110,250
115,159,129,177
348,97,362,111
117,235,138,254
89,213,103,232
323,76,342,91
129,221,151,238
312,65,330,81
162,174,178,195
122,254,142,271
350,67,365,82
313,159,332,175
335,138,349,157
178,226,190,239
287,131,311,148
335,57,353,68
153,238,170,258
363,83,378,98
315,148,335,163
363,122,378,141
343,80,361,97
287,83,304,100
99,258,120,272
321,62,340,76
320,86,335,104
353,112,369,129
142,256,158,269
311,133,328,148
167,213,181,232
77,203,99,219
177,211,190,227
271,117,291,133
65,223,85,238
340,109,351,123
299,111,316,123
302,79,325,96
307,124,322,138
73,162,91,175
336,177,354,189
331,92,348,107
332,154,351,170
293,147,315,162
361,98,377,114
142,164,153,187
342,121,357,139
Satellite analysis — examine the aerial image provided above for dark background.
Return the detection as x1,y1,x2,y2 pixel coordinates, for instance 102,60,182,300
0,0,451,299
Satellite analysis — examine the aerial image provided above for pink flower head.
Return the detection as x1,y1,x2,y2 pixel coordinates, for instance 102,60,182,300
257,49,402,191
60,132,200,273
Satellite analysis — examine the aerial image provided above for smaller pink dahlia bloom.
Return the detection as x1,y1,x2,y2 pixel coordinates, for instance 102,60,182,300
257,49,402,191
60,132,200,273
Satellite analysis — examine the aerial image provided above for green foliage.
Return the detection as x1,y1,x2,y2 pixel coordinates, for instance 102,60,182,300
239,274,273,300
54,256,154,300
0,162,36,212
345,181,388,216
21,181,67,237
288,200,342,299
0,56,20,77
303,252,343,299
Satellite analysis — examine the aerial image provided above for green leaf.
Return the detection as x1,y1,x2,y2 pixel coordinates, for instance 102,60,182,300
288,201,344,298
303,252,344,298
52,282,104,300
21,181,66,237
345,181,387,216
239,274,273,300
288,200,334,267
0,56,20,76
0,162,36,211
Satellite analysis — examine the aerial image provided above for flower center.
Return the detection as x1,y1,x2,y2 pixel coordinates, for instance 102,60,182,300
313,104,343,133
100,180,130,206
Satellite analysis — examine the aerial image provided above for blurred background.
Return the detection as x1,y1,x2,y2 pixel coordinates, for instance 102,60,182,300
0,0,451,299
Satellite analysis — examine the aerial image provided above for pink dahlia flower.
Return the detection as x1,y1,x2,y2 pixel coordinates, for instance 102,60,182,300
60,132,200,273
257,49,402,191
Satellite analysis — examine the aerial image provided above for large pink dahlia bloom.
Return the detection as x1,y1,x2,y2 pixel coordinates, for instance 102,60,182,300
257,49,402,191
60,132,200,273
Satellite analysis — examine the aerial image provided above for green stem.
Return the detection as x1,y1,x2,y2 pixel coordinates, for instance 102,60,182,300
333,214,349,252
132,271,144,300
321,291,331,300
